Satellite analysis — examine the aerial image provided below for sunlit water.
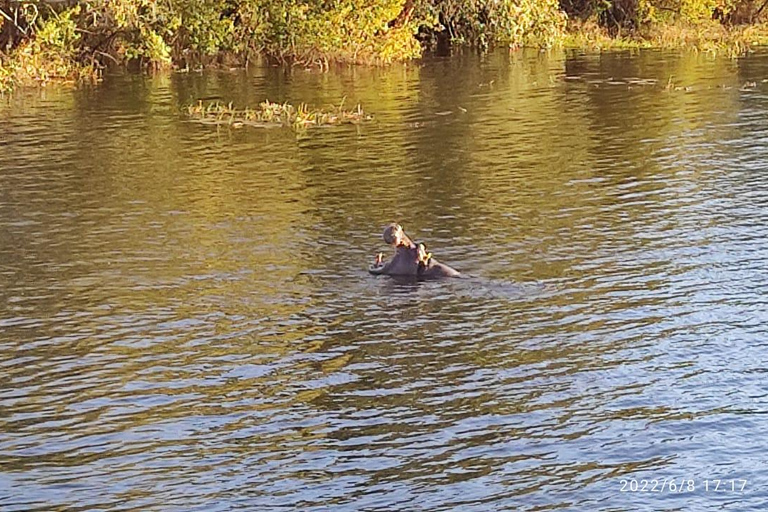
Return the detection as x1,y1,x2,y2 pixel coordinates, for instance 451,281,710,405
3,50,768,511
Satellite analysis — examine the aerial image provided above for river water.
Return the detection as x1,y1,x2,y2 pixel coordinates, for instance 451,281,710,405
2,50,768,511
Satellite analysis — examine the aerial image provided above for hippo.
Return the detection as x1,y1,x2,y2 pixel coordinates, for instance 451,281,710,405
368,223,461,279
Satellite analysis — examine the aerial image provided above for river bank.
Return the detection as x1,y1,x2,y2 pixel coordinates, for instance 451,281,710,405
3,0,768,92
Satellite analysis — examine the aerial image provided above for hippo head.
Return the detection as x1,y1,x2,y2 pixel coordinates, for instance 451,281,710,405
382,223,412,248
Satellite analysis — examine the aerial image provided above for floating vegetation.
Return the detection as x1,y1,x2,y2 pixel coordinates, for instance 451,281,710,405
186,100,372,129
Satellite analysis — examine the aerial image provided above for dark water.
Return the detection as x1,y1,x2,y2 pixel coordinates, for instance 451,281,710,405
2,50,768,511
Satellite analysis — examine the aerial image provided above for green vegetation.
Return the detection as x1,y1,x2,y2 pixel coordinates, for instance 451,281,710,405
414,0,566,50
563,19,768,55
186,100,372,129
3,0,768,91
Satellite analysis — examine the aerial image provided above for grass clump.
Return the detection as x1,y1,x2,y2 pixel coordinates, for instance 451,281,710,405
563,18,768,54
186,100,372,129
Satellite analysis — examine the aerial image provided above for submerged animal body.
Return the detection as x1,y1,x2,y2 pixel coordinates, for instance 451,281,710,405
417,255,462,279
369,240,421,276
369,223,461,279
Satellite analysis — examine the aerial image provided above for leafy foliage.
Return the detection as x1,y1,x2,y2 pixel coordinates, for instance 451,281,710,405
1,5,97,88
237,0,422,64
565,0,744,30
417,0,566,50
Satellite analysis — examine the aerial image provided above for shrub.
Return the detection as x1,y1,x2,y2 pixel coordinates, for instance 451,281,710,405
236,0,422,64
416,0,566,50
4,5,97,85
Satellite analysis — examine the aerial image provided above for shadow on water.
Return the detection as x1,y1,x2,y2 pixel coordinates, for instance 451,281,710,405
3,49,768,511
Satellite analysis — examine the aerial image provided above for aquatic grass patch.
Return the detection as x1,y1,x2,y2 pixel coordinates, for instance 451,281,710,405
645,22,768,54
186,100,373,129
563,19,768,55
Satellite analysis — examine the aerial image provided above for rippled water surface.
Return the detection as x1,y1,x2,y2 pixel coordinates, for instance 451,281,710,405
3,50,768,511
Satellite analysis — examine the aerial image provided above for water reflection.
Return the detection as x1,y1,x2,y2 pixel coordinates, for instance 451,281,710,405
3,50,768,511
